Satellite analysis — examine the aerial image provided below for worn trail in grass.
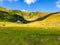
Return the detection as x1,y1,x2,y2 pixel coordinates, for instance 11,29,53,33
0,27,60,45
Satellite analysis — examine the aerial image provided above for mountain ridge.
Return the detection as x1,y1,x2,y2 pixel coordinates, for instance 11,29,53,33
0,7,60,24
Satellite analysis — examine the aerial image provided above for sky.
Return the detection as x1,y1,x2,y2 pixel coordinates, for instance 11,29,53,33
0,0,60,12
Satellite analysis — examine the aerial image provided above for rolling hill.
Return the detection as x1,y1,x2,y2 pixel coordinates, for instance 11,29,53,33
0,7,50,23
28,12,60,29
0,7,60,28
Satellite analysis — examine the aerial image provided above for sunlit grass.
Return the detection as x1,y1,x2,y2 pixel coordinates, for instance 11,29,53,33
0,27,60,45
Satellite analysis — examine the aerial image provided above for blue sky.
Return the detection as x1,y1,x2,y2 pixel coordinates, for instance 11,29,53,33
0,0,60,12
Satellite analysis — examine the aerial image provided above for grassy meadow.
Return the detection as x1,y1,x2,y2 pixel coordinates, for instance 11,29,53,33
0,27,60,45
0,7,60,45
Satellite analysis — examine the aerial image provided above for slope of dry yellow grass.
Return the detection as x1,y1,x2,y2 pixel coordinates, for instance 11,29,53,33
27,13,60,28
0,12,60,29
26,13,60,28
25,12,50,21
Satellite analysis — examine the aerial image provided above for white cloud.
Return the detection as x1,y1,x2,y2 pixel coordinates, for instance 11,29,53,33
24,0,37,5
21,10,27,12
56,0,60,8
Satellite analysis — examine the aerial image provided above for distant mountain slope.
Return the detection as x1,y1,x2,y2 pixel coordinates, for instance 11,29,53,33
0,7,60,28
0,7,60,24
28,12,60,28
0,7,50,24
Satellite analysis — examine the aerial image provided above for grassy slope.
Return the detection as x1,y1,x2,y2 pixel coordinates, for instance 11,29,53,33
0,7,60,29
0,27,60,45
0,7,50,21
0,7,60,45
0,13,60,29
28,13,60,28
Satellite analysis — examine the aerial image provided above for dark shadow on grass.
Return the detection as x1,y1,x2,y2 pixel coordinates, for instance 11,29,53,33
0,11,60,24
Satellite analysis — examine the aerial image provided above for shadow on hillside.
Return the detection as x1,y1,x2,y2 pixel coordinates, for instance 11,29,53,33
15,12,60,24
0,11,60,24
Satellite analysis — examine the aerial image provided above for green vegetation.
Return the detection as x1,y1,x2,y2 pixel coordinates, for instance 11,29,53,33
0,27,60,45
0,7,60,45
0,7,50,23
0,7,60,24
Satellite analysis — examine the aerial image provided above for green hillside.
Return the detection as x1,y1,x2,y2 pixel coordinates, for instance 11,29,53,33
0,7,60,45
0,7,50,24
